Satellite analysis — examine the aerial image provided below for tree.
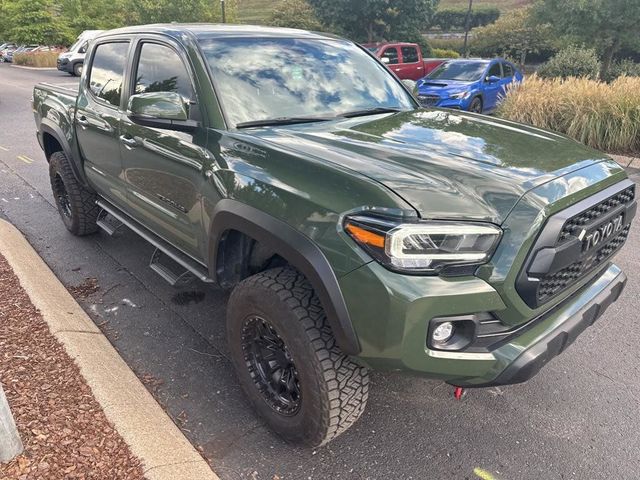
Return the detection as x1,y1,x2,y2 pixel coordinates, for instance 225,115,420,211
471,6,552,69
4,0,74,45
130,0,237,25
270,0,324,31
534,0,640,79
307,0,438,43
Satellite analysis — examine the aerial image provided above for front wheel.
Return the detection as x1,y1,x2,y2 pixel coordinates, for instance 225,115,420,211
468,96,483,113
72,62,82,77
227,267,369,447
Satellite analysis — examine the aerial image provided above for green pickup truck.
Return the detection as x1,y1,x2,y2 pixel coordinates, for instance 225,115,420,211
33,24,635,447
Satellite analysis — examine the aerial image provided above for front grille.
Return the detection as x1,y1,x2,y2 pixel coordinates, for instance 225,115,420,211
558,186,635,243
516,181,636,308
537,224,630,302
418,95,440,106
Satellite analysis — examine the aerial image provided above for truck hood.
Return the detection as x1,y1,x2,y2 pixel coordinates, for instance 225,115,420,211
250,109,609,223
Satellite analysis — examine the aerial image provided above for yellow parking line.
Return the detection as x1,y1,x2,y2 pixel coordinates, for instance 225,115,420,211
17,155,34,164
0,145,8,151
474,468,498,480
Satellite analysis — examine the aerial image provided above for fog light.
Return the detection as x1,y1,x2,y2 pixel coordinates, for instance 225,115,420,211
432,322,454,343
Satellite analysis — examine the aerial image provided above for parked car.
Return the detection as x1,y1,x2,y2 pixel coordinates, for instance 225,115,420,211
5,45,40,63
57,30,104,76
34,24,634,448
416,58,523,114
0,43,18,63
364,42,447,80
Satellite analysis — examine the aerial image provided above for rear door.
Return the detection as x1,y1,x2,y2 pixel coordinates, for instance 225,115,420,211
499,61,516,101
76,39,130,207
397,45,423,80
482,61,503,111
119,37,209,259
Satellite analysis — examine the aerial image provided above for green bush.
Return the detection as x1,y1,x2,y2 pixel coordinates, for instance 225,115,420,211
498,75,640,154
431,48,460,59
433,7,500,31
603,59,640,82
537,46,601,80
269,0,324,31
428,36,465,55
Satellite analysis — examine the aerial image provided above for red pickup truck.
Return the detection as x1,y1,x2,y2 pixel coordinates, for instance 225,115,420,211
363,42,446,80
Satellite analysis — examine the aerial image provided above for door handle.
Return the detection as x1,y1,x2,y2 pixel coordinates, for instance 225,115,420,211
77,115,89,126
119,135,138,148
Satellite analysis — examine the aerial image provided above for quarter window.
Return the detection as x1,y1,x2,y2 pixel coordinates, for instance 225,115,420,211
401,46,419,64
88,42,129,107
134,43,193,100
380,47,399,65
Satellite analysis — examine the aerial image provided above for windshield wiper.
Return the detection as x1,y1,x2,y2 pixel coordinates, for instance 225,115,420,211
235,116,334,129
337,107,405,118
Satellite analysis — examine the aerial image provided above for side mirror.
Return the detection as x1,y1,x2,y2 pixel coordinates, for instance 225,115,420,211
127,91,197,132
381,57,390,64
486,75,500,83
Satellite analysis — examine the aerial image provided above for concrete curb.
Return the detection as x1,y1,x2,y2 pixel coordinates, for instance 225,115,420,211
0,220,219,480
8,65,57,71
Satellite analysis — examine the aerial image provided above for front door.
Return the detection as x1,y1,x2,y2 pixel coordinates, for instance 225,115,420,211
119,39,209,260
76,40,130,207
482,62,503,112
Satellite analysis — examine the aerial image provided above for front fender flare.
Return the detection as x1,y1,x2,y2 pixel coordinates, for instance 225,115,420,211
209,200,361,355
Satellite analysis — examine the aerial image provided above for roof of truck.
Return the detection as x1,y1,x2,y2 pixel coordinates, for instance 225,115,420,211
101,23,342,41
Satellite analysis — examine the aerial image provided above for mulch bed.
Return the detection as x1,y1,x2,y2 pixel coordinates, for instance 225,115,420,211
0,255,145,479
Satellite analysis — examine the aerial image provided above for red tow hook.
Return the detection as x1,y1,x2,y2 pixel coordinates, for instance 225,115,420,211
453,386,466,400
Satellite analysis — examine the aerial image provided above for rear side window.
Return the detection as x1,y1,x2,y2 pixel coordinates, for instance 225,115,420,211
502,62,514,77
89,42,129,107
401,46,419,63
133,43,193,100
380,47,399,65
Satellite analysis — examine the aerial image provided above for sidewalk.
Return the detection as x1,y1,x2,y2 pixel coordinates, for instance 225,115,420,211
0,220,218,480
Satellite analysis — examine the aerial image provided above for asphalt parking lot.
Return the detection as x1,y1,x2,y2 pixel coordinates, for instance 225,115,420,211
1,64,640,480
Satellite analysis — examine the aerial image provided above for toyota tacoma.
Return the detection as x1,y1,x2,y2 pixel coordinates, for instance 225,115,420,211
33,24,635,447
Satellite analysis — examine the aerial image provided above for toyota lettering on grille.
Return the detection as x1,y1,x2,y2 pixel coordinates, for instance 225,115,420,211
581,214,624,252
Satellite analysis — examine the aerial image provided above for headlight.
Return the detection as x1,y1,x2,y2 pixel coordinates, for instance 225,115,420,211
344,215,502,274
449,91,471,99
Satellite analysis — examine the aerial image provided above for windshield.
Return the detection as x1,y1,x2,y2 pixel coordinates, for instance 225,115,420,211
198,37,415,127
427,61,489,82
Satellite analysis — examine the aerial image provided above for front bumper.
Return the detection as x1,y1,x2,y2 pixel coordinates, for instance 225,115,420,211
340,261,626,387
417,94,471,110
57,58,71,72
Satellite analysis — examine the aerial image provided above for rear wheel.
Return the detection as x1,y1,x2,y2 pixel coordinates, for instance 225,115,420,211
469,96,483,113
227,267,369,447
49,151,100,236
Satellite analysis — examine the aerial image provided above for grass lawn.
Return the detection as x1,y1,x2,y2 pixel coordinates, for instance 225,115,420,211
236,0,534,25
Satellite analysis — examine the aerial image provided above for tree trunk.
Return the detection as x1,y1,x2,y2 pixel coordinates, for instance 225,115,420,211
367,23,374,43
0,384,23,462
600,38,619,81
463,0,473,58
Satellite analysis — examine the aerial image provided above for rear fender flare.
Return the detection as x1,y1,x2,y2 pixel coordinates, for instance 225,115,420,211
39,120,90,188
209,199,361,355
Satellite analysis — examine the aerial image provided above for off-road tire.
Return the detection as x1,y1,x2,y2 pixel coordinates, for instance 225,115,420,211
227,267,369,447
49,151,100,235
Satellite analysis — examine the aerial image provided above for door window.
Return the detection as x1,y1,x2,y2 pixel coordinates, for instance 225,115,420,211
502,62,514,78
133,43,194,101
380,47,399,65
401,46,419,64
88,42,129,107
486,62,502,80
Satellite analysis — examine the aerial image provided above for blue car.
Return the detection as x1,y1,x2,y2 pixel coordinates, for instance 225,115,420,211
416,58,523,114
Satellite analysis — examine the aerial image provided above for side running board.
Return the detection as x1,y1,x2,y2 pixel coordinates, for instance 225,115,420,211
96,199,214,286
